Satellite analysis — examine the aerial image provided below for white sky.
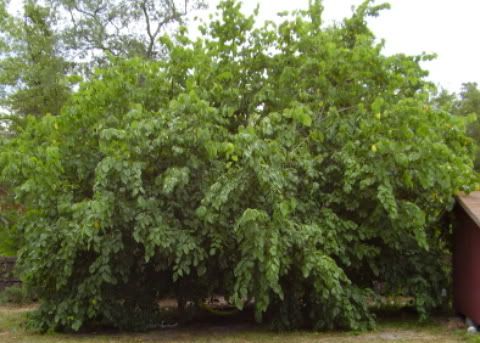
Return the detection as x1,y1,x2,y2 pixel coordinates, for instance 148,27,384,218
192,0,480,93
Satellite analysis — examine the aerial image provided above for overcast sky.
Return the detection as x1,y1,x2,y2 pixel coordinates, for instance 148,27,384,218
192,0,480,93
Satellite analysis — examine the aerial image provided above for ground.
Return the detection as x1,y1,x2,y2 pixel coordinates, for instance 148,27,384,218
0,305,478,343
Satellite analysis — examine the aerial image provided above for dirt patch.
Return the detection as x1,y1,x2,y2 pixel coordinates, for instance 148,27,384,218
444,317,466,331
0,304,37,313
363,330,444,341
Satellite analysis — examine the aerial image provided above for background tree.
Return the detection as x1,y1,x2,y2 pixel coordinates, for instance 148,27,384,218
457,83,480,115
0,0,70,117
432,83,480,170
0,0,206,120
50,0,206,66
456,83,480,169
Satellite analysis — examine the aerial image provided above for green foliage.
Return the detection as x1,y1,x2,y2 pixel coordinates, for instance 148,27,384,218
456,83,480,170
0,0,205,121
0,135,20,256
0,0,205,256
432,83,480,170
0,197,20,256
0,0,477,333
0,0,70,117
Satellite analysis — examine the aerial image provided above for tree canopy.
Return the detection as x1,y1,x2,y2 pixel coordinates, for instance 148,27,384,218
0,0,70,117
0,0,205,256
51,0,206,63
432,83,480,170
0,0,204,119
0,0,478,333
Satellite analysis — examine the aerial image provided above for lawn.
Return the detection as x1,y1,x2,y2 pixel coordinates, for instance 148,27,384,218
0,304,477,343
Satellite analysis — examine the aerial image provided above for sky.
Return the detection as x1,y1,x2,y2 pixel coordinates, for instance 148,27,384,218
6,0,480,94
192,0,480,93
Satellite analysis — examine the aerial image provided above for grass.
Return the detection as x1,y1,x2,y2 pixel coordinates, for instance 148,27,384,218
0,304,475,343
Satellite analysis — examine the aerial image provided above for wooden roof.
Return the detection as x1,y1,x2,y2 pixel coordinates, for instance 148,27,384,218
457,192,480,227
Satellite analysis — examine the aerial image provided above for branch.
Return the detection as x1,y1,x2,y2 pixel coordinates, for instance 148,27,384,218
140,0,155,58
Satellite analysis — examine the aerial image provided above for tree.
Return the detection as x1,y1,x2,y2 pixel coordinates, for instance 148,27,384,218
51,0,206,65
1,0,477,332
0,0,206,260
0,0,69,256
0,0,71,117
457,83,480,115
455,83,480,169
0,0,205,120
432,83,480,170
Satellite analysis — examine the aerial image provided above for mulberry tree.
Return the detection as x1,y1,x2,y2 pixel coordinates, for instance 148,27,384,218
1,0,477,332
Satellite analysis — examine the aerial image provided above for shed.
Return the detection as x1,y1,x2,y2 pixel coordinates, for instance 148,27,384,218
454,191,480,324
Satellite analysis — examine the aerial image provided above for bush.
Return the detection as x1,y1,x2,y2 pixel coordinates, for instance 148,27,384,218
0,0,477,332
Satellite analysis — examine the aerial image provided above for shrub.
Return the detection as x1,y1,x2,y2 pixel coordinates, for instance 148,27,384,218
0,0,477,332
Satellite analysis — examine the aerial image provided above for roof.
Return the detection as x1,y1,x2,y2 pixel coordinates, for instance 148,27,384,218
457,192,480,228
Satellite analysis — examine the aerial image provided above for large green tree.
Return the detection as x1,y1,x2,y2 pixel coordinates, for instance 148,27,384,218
1,0,477,332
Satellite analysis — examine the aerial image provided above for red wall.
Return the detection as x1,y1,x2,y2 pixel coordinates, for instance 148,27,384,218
454,205,480,323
